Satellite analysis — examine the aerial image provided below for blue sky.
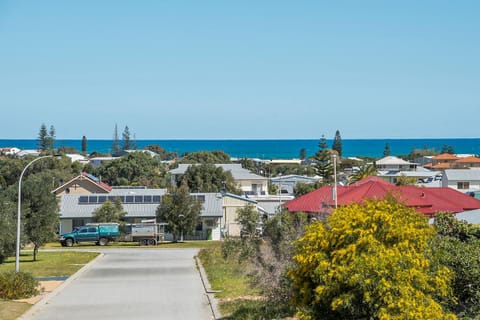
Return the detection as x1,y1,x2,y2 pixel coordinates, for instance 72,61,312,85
0,1,478,140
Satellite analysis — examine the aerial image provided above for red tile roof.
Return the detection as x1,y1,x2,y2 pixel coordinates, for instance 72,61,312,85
81,172,113,192
284,176,480,217
455,156,480,163
432,163,452,170
432,153,459,161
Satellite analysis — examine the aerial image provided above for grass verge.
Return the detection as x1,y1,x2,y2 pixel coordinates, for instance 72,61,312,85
0,251,99,277
198,242,258,300
44,240,220,250
198,243,295,319
0,250,99,320
0,300,31,320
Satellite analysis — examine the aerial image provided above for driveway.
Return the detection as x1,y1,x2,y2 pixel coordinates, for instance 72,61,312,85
21,248,214,320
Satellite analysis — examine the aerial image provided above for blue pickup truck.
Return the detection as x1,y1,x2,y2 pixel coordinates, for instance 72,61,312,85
59,223,120,247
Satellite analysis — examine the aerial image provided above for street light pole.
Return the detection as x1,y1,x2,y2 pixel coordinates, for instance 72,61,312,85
278,173,282,213
333,155,338,209
16,155,53,272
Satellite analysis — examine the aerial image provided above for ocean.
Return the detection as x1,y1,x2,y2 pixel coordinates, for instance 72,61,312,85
1,138,479,159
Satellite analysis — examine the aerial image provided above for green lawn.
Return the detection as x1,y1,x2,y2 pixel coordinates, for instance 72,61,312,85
0,251,99,277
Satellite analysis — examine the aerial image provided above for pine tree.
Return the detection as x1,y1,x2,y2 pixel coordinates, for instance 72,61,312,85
314,135,333,183
81,136,87,154
299,148,307,160
47,125,56,152
111,124,120,155
441,144,448,154
122,126,131,151
131,133,138,150
37,124,49,152
383,143,391,156
332,130,342,157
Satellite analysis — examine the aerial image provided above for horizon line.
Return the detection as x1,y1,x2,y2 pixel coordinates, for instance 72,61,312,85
1,137,480,141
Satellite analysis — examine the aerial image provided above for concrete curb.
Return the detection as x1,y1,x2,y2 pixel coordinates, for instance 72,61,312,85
18,252,105,320
195,255,222,320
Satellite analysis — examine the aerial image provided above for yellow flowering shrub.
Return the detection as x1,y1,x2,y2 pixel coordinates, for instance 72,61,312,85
289,198,456,320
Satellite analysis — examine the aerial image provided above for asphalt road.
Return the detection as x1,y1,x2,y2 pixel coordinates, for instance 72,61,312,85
22,249,214,320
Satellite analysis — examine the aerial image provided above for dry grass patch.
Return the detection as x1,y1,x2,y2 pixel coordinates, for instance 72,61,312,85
0,301,31,320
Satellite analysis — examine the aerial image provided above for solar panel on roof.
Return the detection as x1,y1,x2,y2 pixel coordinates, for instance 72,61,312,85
98,196,106,203
125,196,134,203
153,196,161,203
88,196,98,203
85,173,100,182
144,195,152,203
79,196,88,204
135,196,143,203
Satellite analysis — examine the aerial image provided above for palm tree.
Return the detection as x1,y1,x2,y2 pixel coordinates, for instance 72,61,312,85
350,163,377,183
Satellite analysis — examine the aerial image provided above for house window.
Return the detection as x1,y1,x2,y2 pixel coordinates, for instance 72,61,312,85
457,182,470,189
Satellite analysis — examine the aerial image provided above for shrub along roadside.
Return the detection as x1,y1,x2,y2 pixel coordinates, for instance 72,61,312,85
198,243,294,319
0,271,39,300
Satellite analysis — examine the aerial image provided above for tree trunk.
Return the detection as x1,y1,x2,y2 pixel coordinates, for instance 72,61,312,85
33,244,39,261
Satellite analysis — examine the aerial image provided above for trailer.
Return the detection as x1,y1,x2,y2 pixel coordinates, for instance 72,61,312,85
122,220,167,246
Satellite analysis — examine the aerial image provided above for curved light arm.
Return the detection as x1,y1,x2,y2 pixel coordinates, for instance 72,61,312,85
16,155,53,272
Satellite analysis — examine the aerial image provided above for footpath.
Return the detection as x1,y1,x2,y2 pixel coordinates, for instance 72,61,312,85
16,281,64,305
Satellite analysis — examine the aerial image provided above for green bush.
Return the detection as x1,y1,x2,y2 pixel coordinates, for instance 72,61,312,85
0,271,40,300
221,237,258,261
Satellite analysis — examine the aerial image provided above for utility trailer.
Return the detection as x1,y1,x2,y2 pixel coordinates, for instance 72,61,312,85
122,220,167,246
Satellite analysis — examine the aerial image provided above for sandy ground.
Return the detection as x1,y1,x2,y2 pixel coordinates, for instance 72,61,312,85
15,281,64,305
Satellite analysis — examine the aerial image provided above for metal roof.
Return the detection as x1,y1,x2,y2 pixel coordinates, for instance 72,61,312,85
59,189,223,219
270,174,318,183
444,169,480,181
376,156,413,165
455,209,480,224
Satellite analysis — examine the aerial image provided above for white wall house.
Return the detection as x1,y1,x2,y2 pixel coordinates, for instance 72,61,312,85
442,169,480,193
0,147,20,155
375,156,418,171
16,149,41,157
377,169,441,185
65,154,89,165
270,174,319,195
